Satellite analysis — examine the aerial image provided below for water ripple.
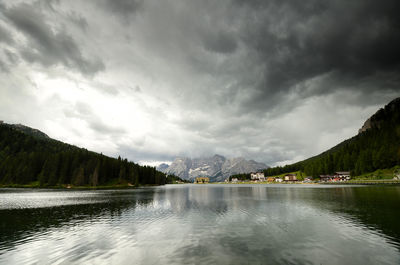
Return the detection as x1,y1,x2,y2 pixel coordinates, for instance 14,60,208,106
0,185,400,264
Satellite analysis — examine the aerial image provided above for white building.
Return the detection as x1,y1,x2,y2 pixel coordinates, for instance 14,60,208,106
251,172,265,181
335,172,351,181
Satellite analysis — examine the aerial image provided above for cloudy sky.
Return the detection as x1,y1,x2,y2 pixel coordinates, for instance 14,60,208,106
1,0,399,166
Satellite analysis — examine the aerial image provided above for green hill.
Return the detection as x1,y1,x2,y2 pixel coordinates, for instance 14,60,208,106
0,123,166,187
7,124,50,140
265,98,400,178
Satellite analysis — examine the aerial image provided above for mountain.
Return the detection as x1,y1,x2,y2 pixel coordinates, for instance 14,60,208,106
0,123,166,187
221,157,267,178
8,124,50,140
265,97,400,177
160,154,268,182
156,163,170,172
358,97,400,134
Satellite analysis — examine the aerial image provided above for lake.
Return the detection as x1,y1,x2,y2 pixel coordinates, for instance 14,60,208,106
1,184,400,264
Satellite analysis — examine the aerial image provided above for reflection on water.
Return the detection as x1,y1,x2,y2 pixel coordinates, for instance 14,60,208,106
0,185,400,264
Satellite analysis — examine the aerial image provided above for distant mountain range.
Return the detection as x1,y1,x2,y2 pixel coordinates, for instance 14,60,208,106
157,154,268,182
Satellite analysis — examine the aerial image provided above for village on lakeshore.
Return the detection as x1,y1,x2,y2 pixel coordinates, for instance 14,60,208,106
191,171,385,184
190,169,400,184
225,171,351,184
191,172,354,184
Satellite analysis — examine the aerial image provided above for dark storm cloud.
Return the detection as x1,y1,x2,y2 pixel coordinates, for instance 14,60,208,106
67,12,89,31
0,23,14,44
2,0,400,166
84,0,400,164
230,0,400,111
2,2,104,75
103,0,143,18
202,30,237,54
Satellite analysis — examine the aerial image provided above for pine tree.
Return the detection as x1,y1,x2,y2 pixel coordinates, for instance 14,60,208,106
91,162,99,186
73,166,85,186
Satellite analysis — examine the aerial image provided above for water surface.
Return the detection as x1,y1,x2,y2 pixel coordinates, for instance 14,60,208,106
1,184,400,264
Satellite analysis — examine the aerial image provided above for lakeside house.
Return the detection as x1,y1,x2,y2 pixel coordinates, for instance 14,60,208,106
267,177,275,182
336,172,350,180
231,178,238,183
275,178,283,183
320,172,351,182
195,177,209,184
251,172,265,182
303,176,313,183
284,174,297,182
319,175,332,182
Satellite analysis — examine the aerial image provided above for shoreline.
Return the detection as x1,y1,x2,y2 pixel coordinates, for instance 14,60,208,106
2,180,400,190
0,183,162,190
214,180,400,185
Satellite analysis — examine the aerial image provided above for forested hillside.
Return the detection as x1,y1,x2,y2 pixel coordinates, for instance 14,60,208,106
265,98,400,178
0,124,166,187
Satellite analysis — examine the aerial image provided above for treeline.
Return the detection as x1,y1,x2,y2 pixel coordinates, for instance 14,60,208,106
166,174,190,184
229,173,250,181
0,124,166,187
264,98,400,178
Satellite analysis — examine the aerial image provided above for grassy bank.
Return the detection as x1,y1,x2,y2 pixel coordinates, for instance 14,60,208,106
322,179,400,185
352,166,400,180
265,171,307,181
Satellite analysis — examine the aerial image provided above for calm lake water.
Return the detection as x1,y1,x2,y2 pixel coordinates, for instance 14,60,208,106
1,184,400,264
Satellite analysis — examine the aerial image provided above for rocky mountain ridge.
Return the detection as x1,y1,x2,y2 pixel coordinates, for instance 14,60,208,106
358,97,400,134
157,154,268,182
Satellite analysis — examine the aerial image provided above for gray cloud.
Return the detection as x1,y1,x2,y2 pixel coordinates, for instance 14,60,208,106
0,59,7,72
2,2,104,76
88,120,126,135
67,11,89,31
202,30,237,54
0,23,15,44
230,0,400,112
103,0,143,19
4,49,19,65
1,0,399,166
64,102,126,135
118,144,177,164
